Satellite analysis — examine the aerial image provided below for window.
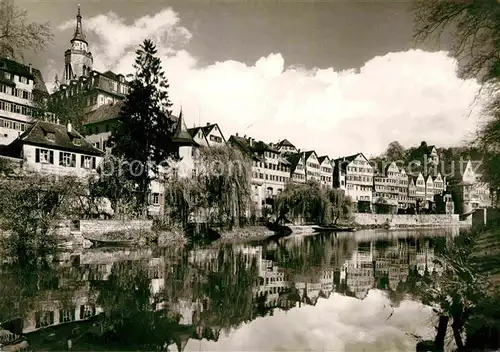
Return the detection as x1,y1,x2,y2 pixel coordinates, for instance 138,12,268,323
35,148,53,164
209,135,223,143
46,132,55,141
59,152,76,167
35,311,54,328
151,193,160,205
59,309,75,324
73,138,81,146
81,155,96,169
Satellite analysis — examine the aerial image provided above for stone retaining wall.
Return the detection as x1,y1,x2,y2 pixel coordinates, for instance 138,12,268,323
354,213,468,227
79,220,153,236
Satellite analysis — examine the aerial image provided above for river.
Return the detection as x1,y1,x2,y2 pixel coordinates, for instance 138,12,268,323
0,227,460,351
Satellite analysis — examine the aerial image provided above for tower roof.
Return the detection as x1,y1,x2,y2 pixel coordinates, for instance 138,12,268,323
172,109,198,147
71,5,88,44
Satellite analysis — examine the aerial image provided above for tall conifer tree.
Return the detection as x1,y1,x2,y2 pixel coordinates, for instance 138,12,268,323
109,39,177,212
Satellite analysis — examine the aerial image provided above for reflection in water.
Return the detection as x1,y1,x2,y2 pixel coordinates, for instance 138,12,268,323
0,228,456,350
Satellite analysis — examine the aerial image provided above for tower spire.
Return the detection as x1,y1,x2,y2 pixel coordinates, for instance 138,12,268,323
71,4,87,44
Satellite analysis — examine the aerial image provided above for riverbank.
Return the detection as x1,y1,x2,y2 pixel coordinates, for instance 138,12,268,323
353,213,471,228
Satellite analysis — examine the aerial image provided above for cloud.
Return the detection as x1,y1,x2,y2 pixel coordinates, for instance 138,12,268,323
55,8,482,157
172,290,435,351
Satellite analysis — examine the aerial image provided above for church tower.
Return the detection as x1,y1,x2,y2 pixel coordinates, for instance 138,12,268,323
63,5,93,84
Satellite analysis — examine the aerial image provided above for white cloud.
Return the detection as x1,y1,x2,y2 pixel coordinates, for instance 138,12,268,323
171,290,435,351
55,8,482,157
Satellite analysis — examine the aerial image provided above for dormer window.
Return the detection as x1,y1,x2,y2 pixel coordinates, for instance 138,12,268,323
73,138,82,146
46,132,56,141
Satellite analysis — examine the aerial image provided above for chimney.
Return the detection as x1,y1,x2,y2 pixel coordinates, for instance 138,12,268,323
67,122,72,133
249,138,253,147
235,133,238,137
206,122,210,126
28,63,32,74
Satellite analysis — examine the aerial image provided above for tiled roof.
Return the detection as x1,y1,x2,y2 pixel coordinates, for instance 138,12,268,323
303,150,317,161
0,121,104,157
317,155,330,165
285,152,303,172
229,135,279,160
333,153,364,172
102,70,120,80
84,101,124,125
277,138,295,148
188,123,218,138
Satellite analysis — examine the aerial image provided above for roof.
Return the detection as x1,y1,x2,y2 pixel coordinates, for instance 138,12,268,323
277,138,295,148
102,70,122,80
0,121,103,157
229,135,279,161
303,150,317,162
285,152,303,172
333,153,366,172
317,155,330,165
71,6,87,44
172,111,197,147
84,101,124,125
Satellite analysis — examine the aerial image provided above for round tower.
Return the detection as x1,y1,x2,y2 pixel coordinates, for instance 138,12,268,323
63,5,93,84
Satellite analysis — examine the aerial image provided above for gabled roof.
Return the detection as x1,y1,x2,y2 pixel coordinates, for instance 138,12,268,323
188,123,227,144
285,152,303,172
317,155,331,165
277,138,295,148
332,153,367,172
0,121,103,157
303,150,318,162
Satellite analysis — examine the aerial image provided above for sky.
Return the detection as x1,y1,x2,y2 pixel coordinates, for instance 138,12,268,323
172,290,436,351
18,0,482,158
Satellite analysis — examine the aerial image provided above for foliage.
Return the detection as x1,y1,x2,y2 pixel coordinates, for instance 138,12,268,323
109,39,178,212
0,0,53,59
96,260,178,349
164,145,252,229
43,94,89,129
0,157,15,176
88,155,137,218
407,229,500,350
413,1,500,196
0,175,82,266
373,197,395,215
384,141,406,162
275,180,349,225
414,0,500,83
327,188,354,224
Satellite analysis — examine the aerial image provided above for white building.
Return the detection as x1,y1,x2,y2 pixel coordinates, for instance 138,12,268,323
0,56,50,146
0,120,103,179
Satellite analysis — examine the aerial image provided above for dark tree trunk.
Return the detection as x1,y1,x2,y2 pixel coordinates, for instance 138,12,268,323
434,315,449,351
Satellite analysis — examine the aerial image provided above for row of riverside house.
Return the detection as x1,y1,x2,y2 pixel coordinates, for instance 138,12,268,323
0,5,492,219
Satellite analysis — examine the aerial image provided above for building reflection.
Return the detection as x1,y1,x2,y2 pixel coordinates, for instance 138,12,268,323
0,229,450,350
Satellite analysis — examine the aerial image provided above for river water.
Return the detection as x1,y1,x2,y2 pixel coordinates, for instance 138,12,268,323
0,227,460,351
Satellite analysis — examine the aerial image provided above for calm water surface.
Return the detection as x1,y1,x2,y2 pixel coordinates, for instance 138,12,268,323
0,228,460,351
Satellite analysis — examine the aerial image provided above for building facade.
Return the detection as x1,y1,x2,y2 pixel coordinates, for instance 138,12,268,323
333,153,373,212
449,159,492,215
229,134,291,217
318,156,333,189
0,57,50,146
0,121,103,179
373,161,399,213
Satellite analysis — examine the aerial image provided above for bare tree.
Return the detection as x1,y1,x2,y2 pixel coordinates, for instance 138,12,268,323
414,1,500,195
414,0,500,83
0,0,53,60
